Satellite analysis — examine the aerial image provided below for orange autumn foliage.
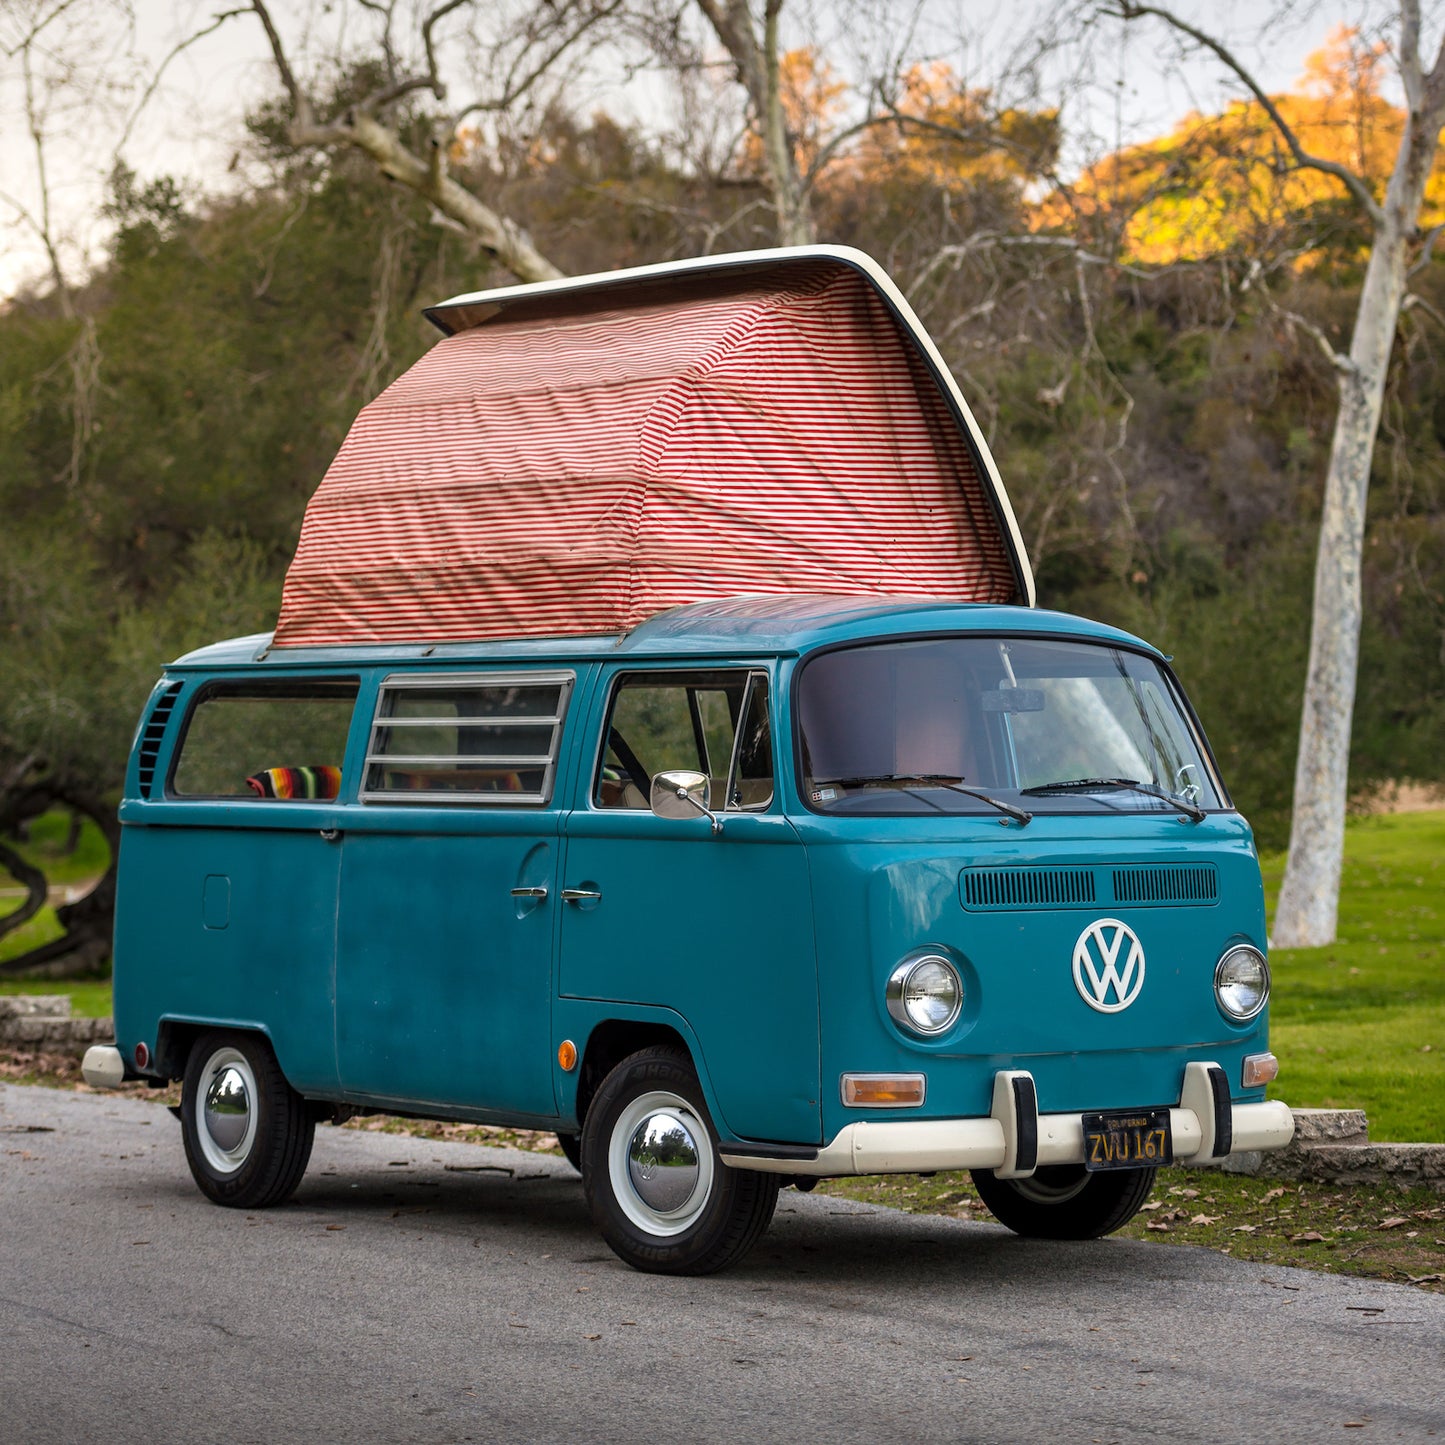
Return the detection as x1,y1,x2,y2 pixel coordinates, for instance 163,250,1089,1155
1036,25,1445,263
856,61,1059,191
739,47,847,178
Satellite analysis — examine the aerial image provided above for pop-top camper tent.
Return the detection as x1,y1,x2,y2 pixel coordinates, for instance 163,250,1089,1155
272,246,1034,648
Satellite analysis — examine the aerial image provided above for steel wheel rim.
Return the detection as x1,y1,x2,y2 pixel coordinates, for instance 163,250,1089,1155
608,1089,714,1237
195,1046,259,1175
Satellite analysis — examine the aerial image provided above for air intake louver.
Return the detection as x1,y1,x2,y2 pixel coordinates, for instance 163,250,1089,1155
136,682,182,798
1113,865,1218,905
961,867,1097,910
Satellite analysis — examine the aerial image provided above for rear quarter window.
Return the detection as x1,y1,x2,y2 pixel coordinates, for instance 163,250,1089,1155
170,679,359,799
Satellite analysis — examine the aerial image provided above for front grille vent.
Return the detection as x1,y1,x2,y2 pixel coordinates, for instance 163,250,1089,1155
136,682,182,798
1113,865,1218,905
961,867,1096,910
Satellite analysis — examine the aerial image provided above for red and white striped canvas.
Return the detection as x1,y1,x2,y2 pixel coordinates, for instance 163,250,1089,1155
274,260,1022,647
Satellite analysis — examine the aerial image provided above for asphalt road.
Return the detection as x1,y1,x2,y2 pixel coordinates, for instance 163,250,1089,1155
3,1083,1442,1444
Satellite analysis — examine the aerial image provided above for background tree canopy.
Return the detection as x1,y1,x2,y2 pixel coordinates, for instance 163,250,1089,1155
1,23,1442,970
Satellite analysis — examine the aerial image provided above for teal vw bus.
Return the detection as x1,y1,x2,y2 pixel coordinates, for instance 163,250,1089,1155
86,249,1293,1275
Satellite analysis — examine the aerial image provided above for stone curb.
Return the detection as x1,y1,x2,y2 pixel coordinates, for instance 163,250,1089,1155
1199,1108,1445,1192
0,995,113,1052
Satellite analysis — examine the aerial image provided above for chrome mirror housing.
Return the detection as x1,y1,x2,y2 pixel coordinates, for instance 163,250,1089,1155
650,770,723,834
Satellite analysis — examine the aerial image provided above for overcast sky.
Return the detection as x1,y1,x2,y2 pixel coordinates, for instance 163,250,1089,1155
0,1,1382,300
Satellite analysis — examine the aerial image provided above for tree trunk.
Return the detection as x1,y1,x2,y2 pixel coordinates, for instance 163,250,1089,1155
1273,94,1442,945
759,3,814,244
1272,251,1400,946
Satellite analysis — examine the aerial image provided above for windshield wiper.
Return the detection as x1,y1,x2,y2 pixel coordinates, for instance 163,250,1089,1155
816,774,1032,826
1019,776,1205,823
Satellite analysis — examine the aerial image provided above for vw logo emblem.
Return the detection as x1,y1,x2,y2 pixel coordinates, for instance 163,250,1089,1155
1073,918,1146,1013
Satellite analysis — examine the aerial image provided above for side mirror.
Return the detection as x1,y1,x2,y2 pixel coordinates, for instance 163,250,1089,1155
650,770,723,835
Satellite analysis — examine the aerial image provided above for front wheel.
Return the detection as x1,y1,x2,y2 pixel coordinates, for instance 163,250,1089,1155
581,1046,779,1275
180,1031,315,1209
970,1164,1156,1239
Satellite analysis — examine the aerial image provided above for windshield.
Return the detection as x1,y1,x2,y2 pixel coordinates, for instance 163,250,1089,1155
796,636,1223,817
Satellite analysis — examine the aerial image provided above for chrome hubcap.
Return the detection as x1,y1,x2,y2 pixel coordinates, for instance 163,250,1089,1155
194,1047,259,1175
205,1066,251,1151
608,1090,715,1237
627,1111,701,1213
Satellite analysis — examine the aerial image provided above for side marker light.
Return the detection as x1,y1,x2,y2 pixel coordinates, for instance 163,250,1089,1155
557,1039,578,1072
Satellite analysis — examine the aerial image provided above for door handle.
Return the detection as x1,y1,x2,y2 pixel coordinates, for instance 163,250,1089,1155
509,886,548,900
319,828,342,842
560,888,602,903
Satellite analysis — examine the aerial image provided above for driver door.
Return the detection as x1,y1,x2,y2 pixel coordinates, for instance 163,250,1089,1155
559,666,820,1145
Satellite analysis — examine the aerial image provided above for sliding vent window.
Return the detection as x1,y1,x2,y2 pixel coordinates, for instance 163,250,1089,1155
364,672,573,804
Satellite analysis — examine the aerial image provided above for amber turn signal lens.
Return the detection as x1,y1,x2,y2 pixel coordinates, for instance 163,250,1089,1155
557,1039,578,1072
1241,1052,1278,1087
840,1073,926,1107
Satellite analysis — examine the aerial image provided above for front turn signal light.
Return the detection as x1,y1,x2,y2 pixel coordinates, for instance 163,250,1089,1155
841,1073,926,1108
1242,1052,1279,1087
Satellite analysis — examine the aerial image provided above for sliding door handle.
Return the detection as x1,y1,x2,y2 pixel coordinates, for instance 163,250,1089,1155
560,888,602,903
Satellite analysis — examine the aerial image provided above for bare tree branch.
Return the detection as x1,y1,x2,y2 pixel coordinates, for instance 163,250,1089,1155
247,0,565,282
113,7,250,156
1106,1,1387,230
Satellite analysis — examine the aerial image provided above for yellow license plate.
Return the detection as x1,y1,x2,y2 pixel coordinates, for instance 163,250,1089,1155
1081,1108,1173,1171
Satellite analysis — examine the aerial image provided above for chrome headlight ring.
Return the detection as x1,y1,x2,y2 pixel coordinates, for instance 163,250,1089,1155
886,952,964,1037
1215,944,1270,1021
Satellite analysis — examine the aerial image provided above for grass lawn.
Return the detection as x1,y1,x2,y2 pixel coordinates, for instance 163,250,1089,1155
1262,810,1444,1142
818,1169,1444,1293
0,977,114,1019
0,810,110,966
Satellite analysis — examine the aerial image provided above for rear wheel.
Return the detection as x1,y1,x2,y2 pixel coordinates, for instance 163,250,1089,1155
970,1164,1156,1239
581,1046,778,1275
181,1031,315,1209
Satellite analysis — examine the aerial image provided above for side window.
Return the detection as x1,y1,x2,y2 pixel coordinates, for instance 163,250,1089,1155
362,672,572,805
596,670,773,811
170,679,359,799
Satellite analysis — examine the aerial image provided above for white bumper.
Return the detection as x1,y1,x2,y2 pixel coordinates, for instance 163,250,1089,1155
721,1063,1295,1178
81,1045,126,1090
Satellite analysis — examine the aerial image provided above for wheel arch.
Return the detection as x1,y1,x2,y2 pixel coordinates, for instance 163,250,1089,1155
156,1017,275,1082
573,1014,732,1139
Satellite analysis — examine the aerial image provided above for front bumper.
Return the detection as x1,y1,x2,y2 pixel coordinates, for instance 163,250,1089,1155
720,1062,1294,1178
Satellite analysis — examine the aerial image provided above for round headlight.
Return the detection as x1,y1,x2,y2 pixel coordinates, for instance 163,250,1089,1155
887,954,964,1036
1215,945,1270,1021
